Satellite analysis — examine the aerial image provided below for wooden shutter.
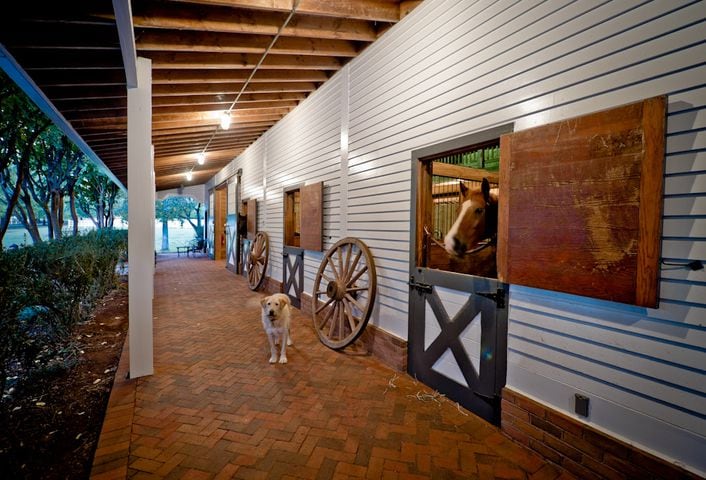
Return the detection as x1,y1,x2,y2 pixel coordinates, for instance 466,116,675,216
246,198,257,240
300,181,323,251
497,96,665,307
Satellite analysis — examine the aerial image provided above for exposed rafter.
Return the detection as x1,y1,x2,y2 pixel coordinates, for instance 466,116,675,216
0,0,418,190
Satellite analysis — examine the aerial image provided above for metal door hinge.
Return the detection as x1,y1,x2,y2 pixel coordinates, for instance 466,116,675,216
409,276,433,293
477,288,505,308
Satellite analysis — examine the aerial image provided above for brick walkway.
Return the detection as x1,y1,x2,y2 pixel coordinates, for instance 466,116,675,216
91,255,572,479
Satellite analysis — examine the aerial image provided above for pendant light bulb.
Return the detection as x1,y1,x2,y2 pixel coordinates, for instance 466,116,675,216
220,111,231,130
197,152,205,165
185,171,193,181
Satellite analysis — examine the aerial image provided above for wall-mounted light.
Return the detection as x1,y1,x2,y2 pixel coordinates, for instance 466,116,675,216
197,152,205,165
220,111,231,130
185,171,193,181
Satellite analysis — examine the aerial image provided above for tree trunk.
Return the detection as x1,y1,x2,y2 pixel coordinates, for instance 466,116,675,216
0,165,25,243
161,220,169,251
68,185,79,236
17,192,42,244
49,191,63,239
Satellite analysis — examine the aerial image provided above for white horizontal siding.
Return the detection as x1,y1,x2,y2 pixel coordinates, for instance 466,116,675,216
205,0,706,474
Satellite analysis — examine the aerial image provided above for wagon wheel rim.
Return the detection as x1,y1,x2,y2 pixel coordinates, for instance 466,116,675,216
246,232,269,291
312,237,377,349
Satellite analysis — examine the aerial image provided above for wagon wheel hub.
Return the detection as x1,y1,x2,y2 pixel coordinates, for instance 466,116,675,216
326,280,346,301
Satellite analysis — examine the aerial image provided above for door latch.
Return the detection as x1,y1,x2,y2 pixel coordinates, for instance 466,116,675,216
409,276,433,293
477,288,505,308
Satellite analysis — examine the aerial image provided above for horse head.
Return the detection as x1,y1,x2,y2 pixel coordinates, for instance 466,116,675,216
443,178,498,257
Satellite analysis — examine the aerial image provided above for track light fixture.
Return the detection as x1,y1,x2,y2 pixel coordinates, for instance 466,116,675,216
185,171,193,181
220,111,231,130
197,152,205,165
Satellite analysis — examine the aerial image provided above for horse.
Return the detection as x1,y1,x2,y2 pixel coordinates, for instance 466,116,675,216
442,177,498,278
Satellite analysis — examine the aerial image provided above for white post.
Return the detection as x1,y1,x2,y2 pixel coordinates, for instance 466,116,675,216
127,57,154,378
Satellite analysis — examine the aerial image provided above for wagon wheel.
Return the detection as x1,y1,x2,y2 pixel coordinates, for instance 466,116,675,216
246,232,269,291
312,237,377,349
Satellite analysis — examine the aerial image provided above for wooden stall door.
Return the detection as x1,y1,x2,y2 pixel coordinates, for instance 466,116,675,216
300,182,323,251
498,96,665,307
214,187,227,261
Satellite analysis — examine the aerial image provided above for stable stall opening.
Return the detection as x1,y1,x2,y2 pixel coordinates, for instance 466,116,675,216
418,140,500,279
284,187,301,248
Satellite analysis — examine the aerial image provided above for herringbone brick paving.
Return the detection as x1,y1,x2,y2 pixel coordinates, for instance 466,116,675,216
91,255,575,479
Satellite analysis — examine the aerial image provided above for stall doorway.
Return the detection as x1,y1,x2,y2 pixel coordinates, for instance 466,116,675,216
214,186,227,261
409,125,512,425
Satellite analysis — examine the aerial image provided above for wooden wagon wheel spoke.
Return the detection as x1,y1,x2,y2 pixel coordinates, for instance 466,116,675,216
311,237,377,350
246,232,269,291
347,264,368,287
346,285,369,293
315,296,335,314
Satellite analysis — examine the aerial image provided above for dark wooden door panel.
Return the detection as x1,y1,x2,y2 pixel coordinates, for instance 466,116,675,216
498,96,665,307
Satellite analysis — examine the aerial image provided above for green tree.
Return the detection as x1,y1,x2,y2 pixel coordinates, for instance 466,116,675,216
0,71,51,244
75,163,120,229
155,196,203,251
22,129,84,240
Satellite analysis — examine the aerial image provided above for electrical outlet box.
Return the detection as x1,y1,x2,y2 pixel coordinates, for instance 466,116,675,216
575,394,590,417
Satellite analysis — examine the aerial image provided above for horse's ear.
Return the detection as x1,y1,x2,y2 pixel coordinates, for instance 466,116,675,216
459,181,468,197
481,178,490,201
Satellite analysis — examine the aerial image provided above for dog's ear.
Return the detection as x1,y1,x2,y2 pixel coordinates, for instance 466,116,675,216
260,297,267,307
281,295,291,307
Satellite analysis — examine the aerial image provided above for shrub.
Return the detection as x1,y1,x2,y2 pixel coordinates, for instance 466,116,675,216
0,229,127,394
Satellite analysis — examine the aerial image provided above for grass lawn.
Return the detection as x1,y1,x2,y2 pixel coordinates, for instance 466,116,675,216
3,221,199,252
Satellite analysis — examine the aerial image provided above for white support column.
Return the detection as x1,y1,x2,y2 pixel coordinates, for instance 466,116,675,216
339,64,350,238
127,57,154,378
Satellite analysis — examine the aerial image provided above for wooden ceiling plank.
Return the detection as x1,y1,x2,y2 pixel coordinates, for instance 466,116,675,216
153,101,298,115
152,92,306,107
151,68,328,84
170,0,400,22
136,30,359,56
129,2,377,41
143,51,341,70
153,82,317,96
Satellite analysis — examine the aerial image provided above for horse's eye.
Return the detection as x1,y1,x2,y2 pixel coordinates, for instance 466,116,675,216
475,208,484,214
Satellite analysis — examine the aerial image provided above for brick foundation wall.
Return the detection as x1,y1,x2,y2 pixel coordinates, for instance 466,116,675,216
501,388,701,480
263,276,283,295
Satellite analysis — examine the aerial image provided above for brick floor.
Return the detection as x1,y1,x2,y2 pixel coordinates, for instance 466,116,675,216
91,255,573,479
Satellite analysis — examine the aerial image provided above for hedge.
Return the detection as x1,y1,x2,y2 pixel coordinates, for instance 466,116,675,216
0,229,127,394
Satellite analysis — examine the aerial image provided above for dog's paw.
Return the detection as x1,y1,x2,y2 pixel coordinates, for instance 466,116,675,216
269,356,277,364
286,338,293,346
278,356,288,364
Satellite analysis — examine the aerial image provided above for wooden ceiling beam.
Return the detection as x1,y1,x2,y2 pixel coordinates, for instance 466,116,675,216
136,30,360,57
153,106,291,123
152,68,328,84
153,101,298,115
153,82,317,96
171,0,400,22
154,135,262,151
55,97,127,112
1,22,121,50
153,129,267,145
152,122,275,136
13,50,125,70
65,109,128,121
143,51,341,70
151,114,285,129
129,2,378,41
152,92,306,107
42,85,127,100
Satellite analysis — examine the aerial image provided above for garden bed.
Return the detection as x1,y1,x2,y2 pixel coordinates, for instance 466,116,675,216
0,282,128,479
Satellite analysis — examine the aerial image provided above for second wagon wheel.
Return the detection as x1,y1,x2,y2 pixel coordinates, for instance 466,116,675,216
312,237,377,349
246,232,269,291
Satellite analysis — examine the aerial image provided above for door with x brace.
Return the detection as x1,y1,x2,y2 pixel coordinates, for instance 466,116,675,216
283,246,304,308
409,128,511,425
409,269,507,424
